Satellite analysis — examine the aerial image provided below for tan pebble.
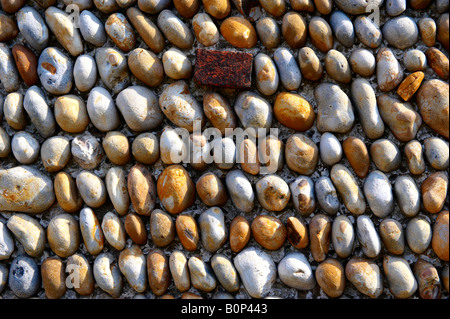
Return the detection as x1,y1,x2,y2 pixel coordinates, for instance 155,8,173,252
125,213,148,245
174,0,200,18
203,92,237,135
41,136,71,172
325,49,352,84
274,92,315,132
229,216,251,253
255,17,281,50
176,214,199,251
432,210,449,261
379,218,405,255
298,47,323,81
105,13,136,52
315,258,345,298
286,216,309,249
6,213,46,257
150,209,175,247
42,257,66,299
255,175,290,212
418,17,436,47
291,0,314,11
414,259,442,299
202,0,231,19
54,95,90,133
162,47,192,80
259,0,286,17
3,92,26,130
147,249,171,296
79,207,104,256
192,12,220,46
182,292,203,299
76,171,107,208
421,172,448,214
105,167,130,216
169,250,190,292
220,16,257,48
383,255,417,299
66,253,95,296
127,163,157,216
309,17,333,52
196,172,228,207
309,214,331,262
285,133,319,175
345,257,383,298
281,11,307,49
404,140,425,175
128,48,164,87
127,7,165,53
342,137,370,179
132,133,159,165
437,13,449,52
47,213,80,258
239,138,260,175
251,215,286,250
102,131,131,166
426,47,449,80
161,294,175,299
101,212,126,251
54,172,83,213
157,165,196,215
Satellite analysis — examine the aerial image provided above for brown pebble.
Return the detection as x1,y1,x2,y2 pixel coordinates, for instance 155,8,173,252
105,13,136,52
125,213,148,245
421,172,448,214
220,17,257,48
176,214,199,251
286,216,309,249
196,172,228,207
12,44,38,86
309,17,333,52
251,215,286,250
396,71,425,102
298,47,323,81
203,0,231,19
229,216,251,253
314,0,332,14
103,131,131,166
274,92,315,132
418,18,436,47
0,13,18,41
379,218,405,255
437,13,449,52
174,0,200,18
182,292,203,299
432,210,449,261
1,0,26,13
259,0,286,17
342,137,370,179
285,133,319,175
426,47,449,80
309,214,331,262
42,257,66,299
54,171,83,213
128,48,164,87
404,140,426,175
127,164,157,216
127,7,165,53
282,11,307,49
414,259,441,299
239,138,261,175
150,209,175,247
315,258,345,298
203,92,237,135
66,253,95,296
54,95,90,133
147,249,171,296
161,294,175,299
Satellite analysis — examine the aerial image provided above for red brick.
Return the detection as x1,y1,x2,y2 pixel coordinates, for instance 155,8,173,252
194,49,253,89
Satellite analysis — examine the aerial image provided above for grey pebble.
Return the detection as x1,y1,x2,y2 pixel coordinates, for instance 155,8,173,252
273,47,301,91
225,169,254,213
0,44,20,92
95,47,130,94
277,252,315,290
17,6,49,52
364,170,394,218
386,0,406,17
357,215,381,258
331,215,355,258
370,139,401,173
79,10,107,46
383,255,417,299
406,217,432,254
199,207,227,253
330,11,355,47
11,131,40,165
334,0,383,15
0,127,10,158
76,170,107,208
157,9,194,49
320,132,342,166
349,48,376,77
211,137,236,170
7,213,46,257
93,252,123,298
325,49,352,84
377,47,403,92
37,47,73,95
8,255,41,298
0,263,7,294
403,50,427,72
211,254,240,293
256,17,281,50
74,54,98,93
139,0,172,14
354,15,382,49
234,247,276,299
188,256,217,292
424,137,449,171
234,91,273,136
71,133,105,170
0,221,14,261
330,164,366,215
394,175,420,218
382,16,419,50
315,176,339,215
23,86,56,138
254,53,279,96
436,0,449,13
87,87,121,132
289,175,316,216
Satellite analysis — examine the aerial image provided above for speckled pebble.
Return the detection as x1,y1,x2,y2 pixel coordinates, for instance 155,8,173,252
315,176,339,215
8,255,40,298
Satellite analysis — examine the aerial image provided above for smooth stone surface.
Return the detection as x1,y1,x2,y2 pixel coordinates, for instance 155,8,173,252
54,172,83,213
418,17,437,47
80,207,104,256
256,175,290,212
281,11,307,49
254,53,279,96
160,126,187,165
157,9,194,49
101,212,126,251
330,11,355,47
105,167,129,216
394,175,420,218
203,92,237,135
234,247,276,299
315,258,345,298
188,256,217,292
47,213,80,258
343,136,370,176
117,86,164,132
0,221,14,260
6,213,46,257
147,248,170,295
330,164,366,215
127,7,165,53
225,169,254,213
404,140,426,175
325,49,351,84
256,17,281,50
406,217,432,254
285,134,319,175
16,6,49,52
12,44,38,86
289,175,315,216
350,78,384,139
357,215,381,258
93,253,123,297
169,250,190,292
40,136,71,172
386,0,406,16
354,15,382,48
298,47,323,81
192,13,219,47
79,10,107,46
273,48,301,91
229,216,251,253
11,131,40,165
382,16,419,49
364,170,394,218
3,92,25,131
132,133,159,165
0,44,19,92
119,245,147,293
76,170,107,208
66,253,95,296
421,172,448,214
211,254,239,292
278,252,315,290
309,17,333,52
95,48,130,94
379,219,405,255
432,211,449,261
370,139,401,173
383,256,417,299
23,86,56,137
125,213,147,245
41,257,66,299
127,164,156,216
196,172,228,207
377,48,403,92
331,215,355,258
349,48,376,77
251,215,286,250
0,166,55,214
315,176,339,215
403,50,427,72
424,137,449,171
162,48,192,80
315,83,355,133
105,13,136,52
54,95,90,133
74,54,97,92
320,132,342,166
176,215,199,255
234,91,272,136
309,214,331,262
199,207,227,253
345,257,383,298
8,255,40,298
414,259,441,299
